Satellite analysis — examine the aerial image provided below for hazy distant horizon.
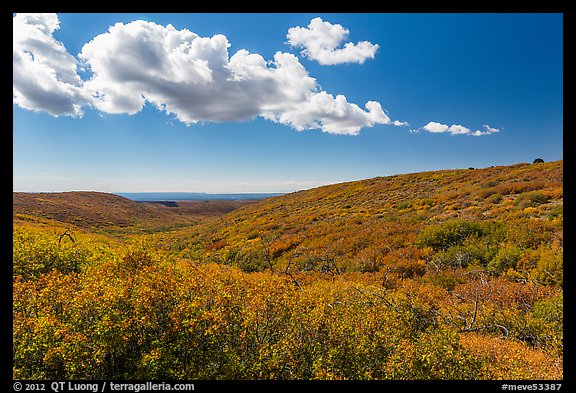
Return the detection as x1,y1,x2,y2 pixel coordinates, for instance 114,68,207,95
12,190,288,201
13,158,562,195
116,192,286,202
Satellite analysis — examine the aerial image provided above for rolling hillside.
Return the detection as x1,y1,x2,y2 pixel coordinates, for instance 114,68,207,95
13,191,254,233
12,160,563,380
166,160,562,275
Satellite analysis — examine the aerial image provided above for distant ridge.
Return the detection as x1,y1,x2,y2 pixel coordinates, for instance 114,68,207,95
12,191,256,232
116,192,285,202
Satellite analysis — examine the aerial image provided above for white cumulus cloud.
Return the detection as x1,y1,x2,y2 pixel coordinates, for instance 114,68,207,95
13,13,90,116
287,17,379,65
263,93,393,136
420,122,500,136
13,14,404,136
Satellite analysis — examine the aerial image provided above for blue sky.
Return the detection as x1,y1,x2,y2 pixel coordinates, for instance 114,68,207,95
13,13,563,193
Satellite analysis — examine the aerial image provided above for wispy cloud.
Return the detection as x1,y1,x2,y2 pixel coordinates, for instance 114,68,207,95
287,17,379,65
471,125,501,136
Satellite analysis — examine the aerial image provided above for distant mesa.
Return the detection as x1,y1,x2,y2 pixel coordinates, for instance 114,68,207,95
148,201,179,207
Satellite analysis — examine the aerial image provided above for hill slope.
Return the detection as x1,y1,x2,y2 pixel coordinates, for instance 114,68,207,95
13,191,253,233
12,160,564,380
172,160,562,275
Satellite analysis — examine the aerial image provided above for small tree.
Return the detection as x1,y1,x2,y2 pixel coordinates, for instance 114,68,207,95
533,158,545,164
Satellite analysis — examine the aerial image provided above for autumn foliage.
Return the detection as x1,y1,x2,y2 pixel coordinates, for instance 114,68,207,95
13,160,563,379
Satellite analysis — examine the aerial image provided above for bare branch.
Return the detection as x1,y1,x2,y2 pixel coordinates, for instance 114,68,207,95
58,230,75,244
465,324,509,338
465,287,480,331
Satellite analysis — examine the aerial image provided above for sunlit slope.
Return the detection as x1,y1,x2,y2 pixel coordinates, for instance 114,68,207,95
12,161,563,380
13,191,253,234
177,160,562,274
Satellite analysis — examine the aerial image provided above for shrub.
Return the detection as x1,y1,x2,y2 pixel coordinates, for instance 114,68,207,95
423,270,466,292
530,294,563,352
384,329,483,379
514,191,550,209
485,193,503,204
396,201,412,210
13,227,92,279
391,259,427,278
487,247,522,275
121,240,157,271
416,220,484,251
476,187,499,199
531,245,563,286
435,245,490,269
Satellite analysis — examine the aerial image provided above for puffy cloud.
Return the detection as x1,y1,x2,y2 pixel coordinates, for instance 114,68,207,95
422,121,450,134
445,124,471,135
264,93,394,136
287,17,379,65
77,19,403,134
11,13,405,135
422,122,470,135
13,13,88,116
420,122,499,136
12,14,502,140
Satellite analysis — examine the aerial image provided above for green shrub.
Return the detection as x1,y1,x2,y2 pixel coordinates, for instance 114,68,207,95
485,193,503,204
487,247,522,275
396,201,412,210
435,245,491,269
416,220,484,251
514,191,550,209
